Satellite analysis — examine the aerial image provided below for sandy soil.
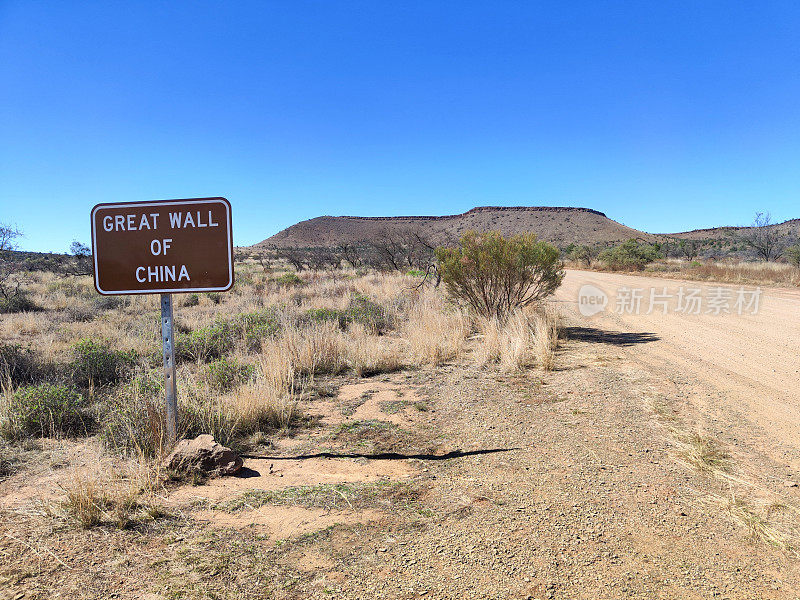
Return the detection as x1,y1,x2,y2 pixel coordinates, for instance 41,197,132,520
557,270,800,472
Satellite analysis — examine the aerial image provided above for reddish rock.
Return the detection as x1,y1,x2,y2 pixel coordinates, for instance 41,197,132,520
163,434,242,476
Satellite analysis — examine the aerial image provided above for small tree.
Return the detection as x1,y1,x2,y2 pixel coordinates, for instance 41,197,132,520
740,212,784,261
678,239,699,261
62,241,93,276
270,244,307,271
786,245,800,268
0,224,35,312
367,227,436,272
435,231,564,321
567,244,598,267
336,243,364,268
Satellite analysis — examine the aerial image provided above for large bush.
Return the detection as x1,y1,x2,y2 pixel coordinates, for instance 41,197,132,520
598,239,662,271
2,384,87,439
435,231,564,321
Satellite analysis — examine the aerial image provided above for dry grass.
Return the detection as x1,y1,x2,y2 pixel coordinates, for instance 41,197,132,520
679,432,731,473
55,451,167,530
647,259,800,287
345,323,403,377
402,290,469,366
475,306,560,372
226,367,302,433
700,492,800,554
1,264,560,459
272,321,347,376
571,258,800,287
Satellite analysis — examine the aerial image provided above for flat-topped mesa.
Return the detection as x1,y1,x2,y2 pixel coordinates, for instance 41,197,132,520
257,205,646,249
328,206,608,222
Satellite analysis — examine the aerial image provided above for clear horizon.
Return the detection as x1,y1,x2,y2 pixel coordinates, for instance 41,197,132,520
2,2,800,252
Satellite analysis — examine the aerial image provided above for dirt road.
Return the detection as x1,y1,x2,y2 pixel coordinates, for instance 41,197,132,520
557,270,800,473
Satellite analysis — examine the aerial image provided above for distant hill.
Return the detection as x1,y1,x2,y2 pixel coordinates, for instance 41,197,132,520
665,218,800,241
251,207,800,258
255,206,654,249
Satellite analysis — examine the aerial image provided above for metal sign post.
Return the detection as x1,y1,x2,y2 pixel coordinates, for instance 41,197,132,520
161,294,178,444
90,197,234,449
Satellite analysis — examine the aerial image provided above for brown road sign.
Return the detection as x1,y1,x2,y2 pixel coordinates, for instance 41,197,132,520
91,197,233,295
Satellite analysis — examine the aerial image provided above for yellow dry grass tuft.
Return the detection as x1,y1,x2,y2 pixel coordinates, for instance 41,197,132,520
56,453,167,530
475,307,560,372
402,291,469,366
679,432,731,473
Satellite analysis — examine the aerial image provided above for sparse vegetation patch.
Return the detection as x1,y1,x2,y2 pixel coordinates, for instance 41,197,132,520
2,383,87,440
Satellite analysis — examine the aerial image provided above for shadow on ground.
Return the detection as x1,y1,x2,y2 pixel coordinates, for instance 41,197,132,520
565,326,659,346
240,448,517,463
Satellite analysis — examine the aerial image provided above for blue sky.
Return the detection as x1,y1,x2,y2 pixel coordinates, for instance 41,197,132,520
2,1,800,252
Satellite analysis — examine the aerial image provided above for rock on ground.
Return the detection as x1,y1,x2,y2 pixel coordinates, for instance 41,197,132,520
163,434,242,476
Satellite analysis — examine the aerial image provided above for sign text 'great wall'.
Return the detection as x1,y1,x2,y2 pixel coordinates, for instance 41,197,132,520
91,197,233,295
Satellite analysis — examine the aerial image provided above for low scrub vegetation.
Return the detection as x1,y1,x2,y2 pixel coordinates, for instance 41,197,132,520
204,357,255,391
598,239,662,271
436,231,564,321
1,383,88,440
0,343,48,388
70,338,137,387
0,249,561,459
0,291,41,314
635,258,800,287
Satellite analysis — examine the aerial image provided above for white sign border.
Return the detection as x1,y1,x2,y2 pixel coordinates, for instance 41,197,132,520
91,197,234,296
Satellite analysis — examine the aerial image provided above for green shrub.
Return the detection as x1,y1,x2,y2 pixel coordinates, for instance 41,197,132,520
598,240,662,271
2,384,87,439
406,269,426,277
274,272,304,286
205,357,255,392
435,231,564,321
303,297,389,332
101,373,164,456
231,309,282,352
176,321,234,362
177,310,281,361
70,339,137,387
786,245,800,267
183,293,200,307
343,294,390,333
303,307,346,328
0,292,41,314
0,344,46,387
565,244,598,267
